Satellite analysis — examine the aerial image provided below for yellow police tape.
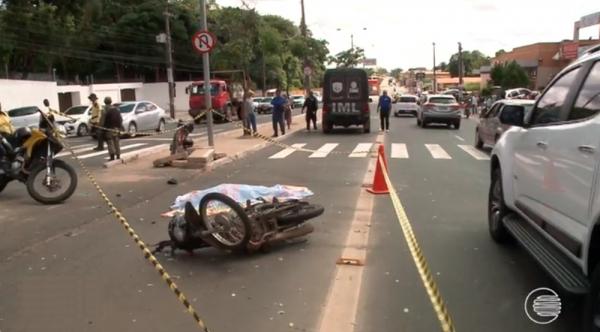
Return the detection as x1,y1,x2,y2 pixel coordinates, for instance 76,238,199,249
39,111,211,331
377,153,456,332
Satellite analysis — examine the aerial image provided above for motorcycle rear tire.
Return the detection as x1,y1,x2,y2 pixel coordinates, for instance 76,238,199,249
199,193,251,252
26,160,78,204
276,202,325,225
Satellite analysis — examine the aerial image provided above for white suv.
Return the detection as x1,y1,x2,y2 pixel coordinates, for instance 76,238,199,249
489,44,600,330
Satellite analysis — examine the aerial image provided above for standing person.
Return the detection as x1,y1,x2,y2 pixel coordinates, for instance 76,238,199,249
39,99,56,130
243,91,258,136
471,94,478,116
270,89,286,137
89,94,105,151
302,90,318,131
284,93,292,130
102,97,122,161
377,90,392,132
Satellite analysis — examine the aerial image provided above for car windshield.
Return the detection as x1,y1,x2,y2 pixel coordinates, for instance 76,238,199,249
399,97,417,103
117,103,135,113
65,106,87,115
7,106,38,117
292,96,303,100
429,97,455,104
192,83,220,96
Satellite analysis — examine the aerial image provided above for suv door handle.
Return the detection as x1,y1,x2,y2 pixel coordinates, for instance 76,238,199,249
536,141,548,149
578,145,596,154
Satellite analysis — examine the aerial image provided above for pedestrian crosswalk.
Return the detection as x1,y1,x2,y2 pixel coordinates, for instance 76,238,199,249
57,142,150,160
267,142,491,161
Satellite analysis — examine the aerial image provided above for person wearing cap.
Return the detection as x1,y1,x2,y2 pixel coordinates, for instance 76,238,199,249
302,90,318,131
243,90,257,136
88,93,105,151
377,90,392,132
102,97,122,161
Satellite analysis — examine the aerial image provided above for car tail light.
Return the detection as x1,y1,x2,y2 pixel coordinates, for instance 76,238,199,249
423,103,435,110
451,105,460,111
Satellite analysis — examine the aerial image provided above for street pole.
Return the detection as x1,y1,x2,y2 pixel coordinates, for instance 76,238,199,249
458,42,464,102
164,7,175,119
200,0,214,147
351,34,354,49
432,42,437,93
300,0,310,94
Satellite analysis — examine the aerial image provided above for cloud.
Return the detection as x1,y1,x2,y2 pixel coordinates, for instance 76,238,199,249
472,3,498,11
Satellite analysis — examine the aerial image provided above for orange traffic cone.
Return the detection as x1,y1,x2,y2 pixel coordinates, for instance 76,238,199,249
367,144,389,195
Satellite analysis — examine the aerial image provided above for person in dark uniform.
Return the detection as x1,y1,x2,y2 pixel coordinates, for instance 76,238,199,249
302,90,318,131
102,97,123,161
377,90,392,132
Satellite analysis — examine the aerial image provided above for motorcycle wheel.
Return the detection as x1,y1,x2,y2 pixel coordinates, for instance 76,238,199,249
26,159,78,204
276,202,324,225
199,193,251,252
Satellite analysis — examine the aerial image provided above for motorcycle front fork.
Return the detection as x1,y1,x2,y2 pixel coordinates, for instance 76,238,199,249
45,141,54,186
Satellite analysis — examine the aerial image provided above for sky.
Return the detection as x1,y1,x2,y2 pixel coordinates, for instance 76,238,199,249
217,0,600,70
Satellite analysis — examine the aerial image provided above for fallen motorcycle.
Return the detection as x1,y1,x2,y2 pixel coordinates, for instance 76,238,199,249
154,192,324,255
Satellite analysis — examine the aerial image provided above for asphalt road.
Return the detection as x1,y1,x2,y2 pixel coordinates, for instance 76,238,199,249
0,107,585,331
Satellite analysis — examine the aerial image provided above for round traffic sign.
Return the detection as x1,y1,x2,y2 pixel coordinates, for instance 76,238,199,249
192,30,216,54
303,66,312,76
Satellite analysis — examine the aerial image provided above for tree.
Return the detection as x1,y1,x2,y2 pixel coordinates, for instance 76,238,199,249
374,67,388,76
448,50,491,77
495,49,506,57
328,47,364,68
390,68,403,79
490,61,530,89
437,62,447,71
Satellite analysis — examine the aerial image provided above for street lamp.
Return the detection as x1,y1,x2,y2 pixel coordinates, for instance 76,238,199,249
432,42,437,93
336,27,367,49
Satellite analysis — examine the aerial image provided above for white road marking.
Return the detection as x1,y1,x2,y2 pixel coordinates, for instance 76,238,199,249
135,138,174,142
454,135,465,141
309,143,338,158
425,144,451,159
118,144,169,159
269,143,306,159
68,143,94,150
458,144,490,160
349,143,373,158
391,143,409,159
57,146,96,157
77,143,147,159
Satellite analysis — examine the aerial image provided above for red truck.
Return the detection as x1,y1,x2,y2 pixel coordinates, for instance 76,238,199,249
186,80,244,124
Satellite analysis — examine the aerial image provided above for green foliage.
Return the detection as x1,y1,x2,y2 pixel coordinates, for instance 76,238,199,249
0,1,329,88
437,62,447,71
490,61,530,89
390,68,403,78
448,50,491,77
328,47,364,68
464,82,480,91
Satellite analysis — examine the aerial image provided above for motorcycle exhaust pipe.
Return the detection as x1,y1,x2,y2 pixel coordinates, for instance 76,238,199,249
266,223,314,245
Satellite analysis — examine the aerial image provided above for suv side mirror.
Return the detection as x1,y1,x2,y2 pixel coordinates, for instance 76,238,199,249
185,87,190,95
499,108,524,127
368,98,373,103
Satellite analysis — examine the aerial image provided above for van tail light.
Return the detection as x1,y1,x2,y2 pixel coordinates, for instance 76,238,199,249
362,103,369,113
323,104,329,114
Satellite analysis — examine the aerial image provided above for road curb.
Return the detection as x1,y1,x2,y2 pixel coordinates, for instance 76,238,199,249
103,144,170,168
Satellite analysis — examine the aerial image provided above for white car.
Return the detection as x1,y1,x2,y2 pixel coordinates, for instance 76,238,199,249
62,105,91,136
393,95,419,117
292,95,305,108
416,94,461,129
504,88,532,99
489,46,600,330
115,101,168,137
7,106,67,135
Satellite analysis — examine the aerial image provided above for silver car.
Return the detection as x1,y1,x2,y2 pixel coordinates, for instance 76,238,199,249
416,94,461,129
8,106,67,135
115,101,168,137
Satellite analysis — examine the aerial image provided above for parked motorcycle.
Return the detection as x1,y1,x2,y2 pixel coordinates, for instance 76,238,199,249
154,193,325,254
0,123,78,204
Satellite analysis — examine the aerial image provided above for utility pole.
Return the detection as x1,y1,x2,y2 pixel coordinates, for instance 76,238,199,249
351,34,354,49
200,0,214,147
300,0,310,94
458,42,464,85
164,6,175,119
432,42,437,93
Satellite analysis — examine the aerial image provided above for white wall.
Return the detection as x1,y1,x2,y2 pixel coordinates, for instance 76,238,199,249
0,79,59,111
141,81,192,111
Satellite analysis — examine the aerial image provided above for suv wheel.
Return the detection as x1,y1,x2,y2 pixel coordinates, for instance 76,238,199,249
323,120,332,134
488,168,511,243
585,265,600,332
454,121,461,130
417,118,422,126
